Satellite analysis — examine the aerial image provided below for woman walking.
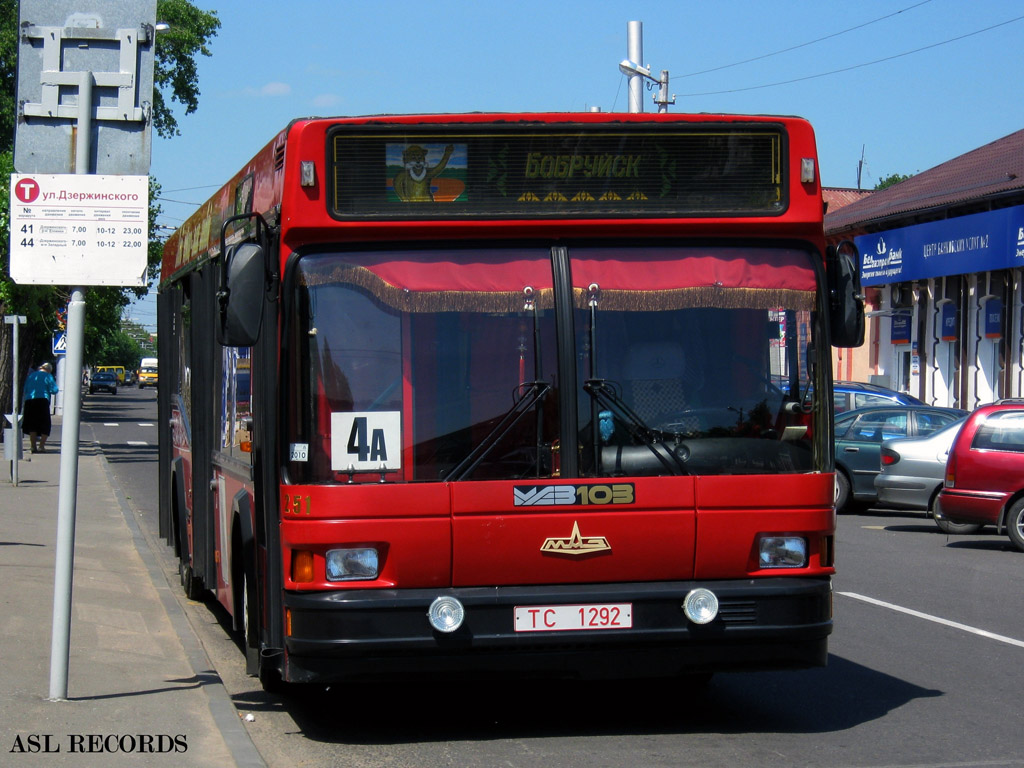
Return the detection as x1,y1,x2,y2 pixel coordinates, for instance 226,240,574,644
23,362,59,453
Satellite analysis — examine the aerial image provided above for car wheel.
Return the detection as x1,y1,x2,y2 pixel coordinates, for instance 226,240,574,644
835,470,851,513
932,493,983,535
1006,498,1024,552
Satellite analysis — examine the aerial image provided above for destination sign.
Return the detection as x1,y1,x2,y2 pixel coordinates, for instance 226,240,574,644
329,124,785,220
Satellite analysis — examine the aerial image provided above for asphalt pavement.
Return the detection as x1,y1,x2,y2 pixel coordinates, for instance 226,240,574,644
0,415,265,767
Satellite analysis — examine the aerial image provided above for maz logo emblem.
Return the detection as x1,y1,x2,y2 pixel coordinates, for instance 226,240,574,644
540,521,611,556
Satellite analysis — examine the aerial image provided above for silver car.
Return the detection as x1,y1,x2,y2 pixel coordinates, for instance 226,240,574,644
873,416,979,532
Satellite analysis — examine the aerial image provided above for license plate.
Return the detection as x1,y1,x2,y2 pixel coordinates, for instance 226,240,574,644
514,603,633,633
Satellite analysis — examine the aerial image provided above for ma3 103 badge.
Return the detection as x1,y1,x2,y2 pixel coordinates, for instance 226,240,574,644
513,483,635,507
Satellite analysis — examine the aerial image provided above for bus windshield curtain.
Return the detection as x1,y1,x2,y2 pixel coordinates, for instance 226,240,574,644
295,246,816,313
570,247,816,312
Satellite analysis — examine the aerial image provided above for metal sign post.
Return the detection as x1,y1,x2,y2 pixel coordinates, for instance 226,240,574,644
11,0,156,702
4,315,27,486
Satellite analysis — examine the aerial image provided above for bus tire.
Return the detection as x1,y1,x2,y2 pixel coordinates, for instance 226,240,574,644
241,570,259,676
258,658,289,695
179,559,203,601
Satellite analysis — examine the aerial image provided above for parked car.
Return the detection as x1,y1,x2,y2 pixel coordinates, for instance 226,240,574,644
89,371,118,395
935,400,1024,551
873,416,971,531
833,381,924,414
95,364,126,385
834,405,966,512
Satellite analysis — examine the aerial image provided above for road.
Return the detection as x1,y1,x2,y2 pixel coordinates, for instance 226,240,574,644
84,389,1024,768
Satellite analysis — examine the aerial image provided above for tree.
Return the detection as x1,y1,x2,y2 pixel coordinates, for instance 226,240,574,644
875,173,913,191
0,0,218,420
152,0,221,139
95,329,146,372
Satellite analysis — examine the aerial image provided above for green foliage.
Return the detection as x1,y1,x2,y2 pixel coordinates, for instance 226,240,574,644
153,0,221,139
0,0,15,154
94,329,145,370
874,173,913,190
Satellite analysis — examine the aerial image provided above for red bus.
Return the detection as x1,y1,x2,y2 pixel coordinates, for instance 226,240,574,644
158,112,864,690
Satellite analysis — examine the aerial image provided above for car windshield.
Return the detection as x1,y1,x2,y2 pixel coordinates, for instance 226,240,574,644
283,245,828,484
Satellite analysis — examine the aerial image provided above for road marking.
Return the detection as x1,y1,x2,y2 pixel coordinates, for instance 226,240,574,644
126,441,148,446
138,423,155,427
103,423,119,427
839,592,1024,649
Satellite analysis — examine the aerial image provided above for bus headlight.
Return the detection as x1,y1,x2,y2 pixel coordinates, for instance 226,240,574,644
758,536,808,568
325,548,379,581
427,596,465,633
683,588,719,624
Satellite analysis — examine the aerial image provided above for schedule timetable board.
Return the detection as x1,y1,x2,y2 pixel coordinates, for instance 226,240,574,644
9,174,149,286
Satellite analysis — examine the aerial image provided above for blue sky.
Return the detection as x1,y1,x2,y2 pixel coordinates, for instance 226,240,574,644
129,0,1024,329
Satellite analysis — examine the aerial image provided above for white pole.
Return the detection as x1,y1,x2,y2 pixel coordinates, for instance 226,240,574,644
49,69,93,702
627,21,644,114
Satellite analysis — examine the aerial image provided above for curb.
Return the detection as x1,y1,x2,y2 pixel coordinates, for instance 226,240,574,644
97,453,267,768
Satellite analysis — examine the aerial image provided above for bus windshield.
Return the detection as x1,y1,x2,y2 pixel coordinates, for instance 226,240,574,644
284,245,825,484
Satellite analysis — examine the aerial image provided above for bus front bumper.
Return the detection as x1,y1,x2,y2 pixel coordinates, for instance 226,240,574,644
280,577,832,682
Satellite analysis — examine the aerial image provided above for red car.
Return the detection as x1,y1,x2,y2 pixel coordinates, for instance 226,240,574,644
936,401,1024,551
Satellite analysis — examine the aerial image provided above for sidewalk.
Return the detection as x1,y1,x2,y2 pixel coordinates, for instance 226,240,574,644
0,422,264,767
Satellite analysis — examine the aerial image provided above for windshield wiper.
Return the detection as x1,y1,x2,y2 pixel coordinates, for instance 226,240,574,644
583,283,685,476
446,381,551,481
583,378,687,475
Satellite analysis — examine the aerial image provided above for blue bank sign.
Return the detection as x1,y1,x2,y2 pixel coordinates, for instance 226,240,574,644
855,205,1024,287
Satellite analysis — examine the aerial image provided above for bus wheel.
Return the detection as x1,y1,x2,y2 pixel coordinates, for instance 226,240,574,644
258,657,289,695
240,570,259,676
179,560,203,601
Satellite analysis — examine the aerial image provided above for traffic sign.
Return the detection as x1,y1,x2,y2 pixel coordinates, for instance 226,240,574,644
8,173,149,286
53,332,67,355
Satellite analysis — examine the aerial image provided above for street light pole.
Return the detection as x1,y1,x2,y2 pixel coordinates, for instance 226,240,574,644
620,22,675,114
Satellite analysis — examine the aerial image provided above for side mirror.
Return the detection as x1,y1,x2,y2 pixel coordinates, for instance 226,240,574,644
217,242,265,346
827,240,865,348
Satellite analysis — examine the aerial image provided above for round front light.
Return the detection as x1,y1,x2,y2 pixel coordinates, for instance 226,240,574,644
427,596,465,633
683,588,719,625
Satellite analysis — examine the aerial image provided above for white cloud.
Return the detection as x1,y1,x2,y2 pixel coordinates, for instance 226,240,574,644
312,93,341,108
260,82,292,97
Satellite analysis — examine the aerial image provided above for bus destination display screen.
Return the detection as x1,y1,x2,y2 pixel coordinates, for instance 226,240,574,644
328,124,786,220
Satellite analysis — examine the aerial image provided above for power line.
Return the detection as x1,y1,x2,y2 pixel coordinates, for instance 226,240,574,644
678,14,1024,97
157,184,222,194
154,196,205,206
675,0,934,79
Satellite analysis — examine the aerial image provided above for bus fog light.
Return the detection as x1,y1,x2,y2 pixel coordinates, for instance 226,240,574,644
759,536,807,568
325,548,378,581
428,596,465,633
683,588,719,624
